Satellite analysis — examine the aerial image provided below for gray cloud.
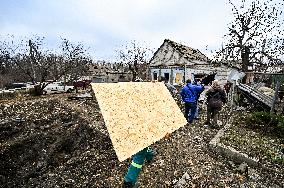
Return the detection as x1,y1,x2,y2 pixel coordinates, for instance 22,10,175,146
0,0,234,60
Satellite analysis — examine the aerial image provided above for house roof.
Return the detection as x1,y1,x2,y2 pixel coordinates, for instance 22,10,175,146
164,39,210,62
149,39,210,67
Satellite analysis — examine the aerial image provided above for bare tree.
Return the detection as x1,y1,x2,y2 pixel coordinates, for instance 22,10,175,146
0,36,52,93
217,0,284,77
14,37,56,94
60,38,91,85
0,36,92,94
0,41,11,88
118,40,153,81
0,35,22,88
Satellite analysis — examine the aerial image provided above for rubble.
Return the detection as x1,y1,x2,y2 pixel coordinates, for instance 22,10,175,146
68,93,93,100
257,87,275,97
236,162,249,175
0,94,283,187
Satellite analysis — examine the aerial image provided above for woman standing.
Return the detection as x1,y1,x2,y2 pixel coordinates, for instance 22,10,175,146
205,80,227,128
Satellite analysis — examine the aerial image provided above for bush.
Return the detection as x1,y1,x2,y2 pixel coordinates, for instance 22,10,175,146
245,111,284,138
245,111,278,126
0,90,31,100
28,85,46,96
0,92,18,100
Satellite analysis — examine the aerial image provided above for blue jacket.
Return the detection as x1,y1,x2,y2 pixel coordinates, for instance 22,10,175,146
180,83,204,103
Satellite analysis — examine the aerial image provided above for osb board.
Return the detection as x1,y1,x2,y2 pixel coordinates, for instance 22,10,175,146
91,82,187,162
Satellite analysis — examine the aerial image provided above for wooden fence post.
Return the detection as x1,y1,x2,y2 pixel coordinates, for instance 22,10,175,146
271,80,280,114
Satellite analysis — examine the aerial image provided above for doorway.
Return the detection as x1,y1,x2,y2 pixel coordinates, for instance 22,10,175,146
164,73,170,82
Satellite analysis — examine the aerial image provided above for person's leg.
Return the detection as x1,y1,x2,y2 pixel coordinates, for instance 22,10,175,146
205,106,212,125
194,104,199,119
188,102,197,123
124,148,147,185
212,108,217,126
212,107,221,127
184,103,190,121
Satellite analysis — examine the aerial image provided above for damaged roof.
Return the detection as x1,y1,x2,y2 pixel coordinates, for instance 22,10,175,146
150,39,210,67
165,39,210,62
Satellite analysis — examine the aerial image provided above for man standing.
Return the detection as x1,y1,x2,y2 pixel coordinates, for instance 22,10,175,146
180,79,204,123
122,147,155,187
122,78,172,188
193,79,205,119
122,134,171,188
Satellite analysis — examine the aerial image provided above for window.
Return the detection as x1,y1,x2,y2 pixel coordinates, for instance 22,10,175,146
119,75,125,79
175,73,182,84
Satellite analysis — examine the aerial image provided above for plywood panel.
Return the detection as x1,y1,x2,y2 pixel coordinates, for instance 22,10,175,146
91,82,187,162
175,73,183,84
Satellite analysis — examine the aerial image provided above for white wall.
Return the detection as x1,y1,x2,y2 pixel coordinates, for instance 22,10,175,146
149,41,233,85
150,67,193,85
150,65,233,86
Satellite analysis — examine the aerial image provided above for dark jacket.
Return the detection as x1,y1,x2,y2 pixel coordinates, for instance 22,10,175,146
206,87,227,108
180,83,204,103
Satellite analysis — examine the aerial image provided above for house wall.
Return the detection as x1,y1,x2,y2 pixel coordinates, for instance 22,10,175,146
215,67,233,85
190,65,233,85
150,65,233,86
91,71,132,83
149,40,233,85
92,76,106,83
150,67,198,85
151,67,185,85
106,73,132,83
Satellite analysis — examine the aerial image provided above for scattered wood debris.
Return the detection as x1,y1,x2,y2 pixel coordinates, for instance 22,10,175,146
0,94,283,187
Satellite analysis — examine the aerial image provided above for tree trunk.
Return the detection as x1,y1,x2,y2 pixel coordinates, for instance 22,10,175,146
132,71,137,81
241,46,250,83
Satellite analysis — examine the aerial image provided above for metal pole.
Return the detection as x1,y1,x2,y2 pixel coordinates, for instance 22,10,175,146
183,63,186,84
230,80,236,112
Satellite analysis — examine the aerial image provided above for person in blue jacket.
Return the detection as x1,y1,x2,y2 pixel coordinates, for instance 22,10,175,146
180,79,204,123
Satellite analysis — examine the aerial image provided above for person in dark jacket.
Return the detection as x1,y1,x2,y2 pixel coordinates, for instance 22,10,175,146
205,80,227,127
224,81,232,98
180,79,204,123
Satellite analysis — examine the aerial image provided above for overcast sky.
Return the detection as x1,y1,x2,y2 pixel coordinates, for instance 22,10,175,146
0,0,243,61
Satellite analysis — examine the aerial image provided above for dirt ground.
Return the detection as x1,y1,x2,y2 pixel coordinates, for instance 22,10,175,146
0,93,283,188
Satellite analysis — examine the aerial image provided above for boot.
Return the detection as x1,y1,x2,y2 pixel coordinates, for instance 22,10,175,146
122,181,139,188
122,181,134,188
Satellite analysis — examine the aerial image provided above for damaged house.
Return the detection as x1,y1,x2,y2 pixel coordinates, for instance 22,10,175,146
89,61,132,83
149,39,235,85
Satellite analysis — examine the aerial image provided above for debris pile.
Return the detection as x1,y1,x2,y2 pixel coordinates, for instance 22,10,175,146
0,95,283,187
0,97,124,187
257,87,275,97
